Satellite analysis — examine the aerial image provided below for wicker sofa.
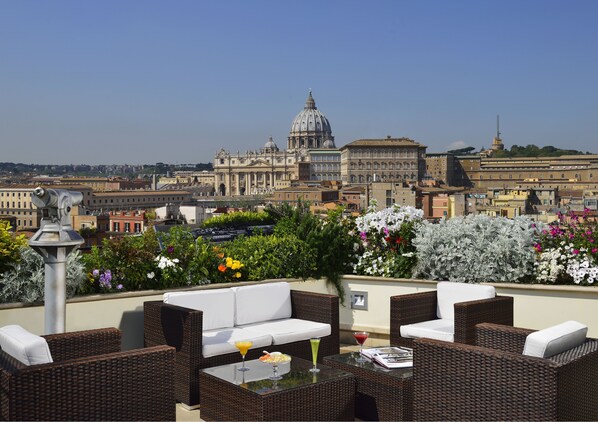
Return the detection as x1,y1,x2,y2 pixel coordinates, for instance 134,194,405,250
144,281,340,407
413,323,598,421
390,282,514,347
0,327,175,421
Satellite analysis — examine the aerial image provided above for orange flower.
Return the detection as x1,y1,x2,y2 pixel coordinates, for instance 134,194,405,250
218,264,227,272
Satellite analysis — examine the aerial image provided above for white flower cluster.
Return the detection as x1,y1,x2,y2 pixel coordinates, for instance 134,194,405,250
155,256,180,270
536,241,598,284
355,204,423,235
353,250,395,277
535,248,567,282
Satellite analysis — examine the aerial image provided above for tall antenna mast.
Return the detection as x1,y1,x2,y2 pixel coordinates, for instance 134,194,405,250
496,115,501,139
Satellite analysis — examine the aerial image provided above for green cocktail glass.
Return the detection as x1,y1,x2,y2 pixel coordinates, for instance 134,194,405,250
309,337,321,373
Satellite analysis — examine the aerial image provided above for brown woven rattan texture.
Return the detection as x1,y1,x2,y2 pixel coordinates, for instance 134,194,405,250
413,323,598,421
143,289,340,407
0,327,176,421
389,289,514,347
199,358,355,421
324,354,413,421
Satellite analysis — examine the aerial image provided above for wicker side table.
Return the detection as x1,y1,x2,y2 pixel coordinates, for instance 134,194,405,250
324,352,413,421
200,357,355,421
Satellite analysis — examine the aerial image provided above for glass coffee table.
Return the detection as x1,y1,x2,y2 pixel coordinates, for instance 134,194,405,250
199,356,355,421
324,351,413,421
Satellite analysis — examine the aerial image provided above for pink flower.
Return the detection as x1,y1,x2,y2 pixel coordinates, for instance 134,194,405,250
572,249,580,255
533,243,543,252
592,248,598,254
360,231,367,240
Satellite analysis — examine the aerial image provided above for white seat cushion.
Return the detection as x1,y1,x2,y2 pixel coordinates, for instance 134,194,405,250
202,327,272,358
232,282,292,326
437,282,496,320
400,319,455,342
164,288,235,331
239,318,331,345
523,320,588,358
0,325,53,365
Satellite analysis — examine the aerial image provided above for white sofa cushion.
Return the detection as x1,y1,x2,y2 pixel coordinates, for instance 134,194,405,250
232,282,292,326
0,325,53,366
437,282,495,320
239,318,331,345
523,320,588,358
164,289,235,331
400,319,455,342
202,326,272,358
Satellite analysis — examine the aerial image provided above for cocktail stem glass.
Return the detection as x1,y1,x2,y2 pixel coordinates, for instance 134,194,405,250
309,338,321,373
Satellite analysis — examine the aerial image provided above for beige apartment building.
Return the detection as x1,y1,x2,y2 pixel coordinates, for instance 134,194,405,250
455,155,598,189
340,137,427,187
88,190,193,211
0,185,40,230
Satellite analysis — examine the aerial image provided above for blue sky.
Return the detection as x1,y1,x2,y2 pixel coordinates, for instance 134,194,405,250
2,0,597,165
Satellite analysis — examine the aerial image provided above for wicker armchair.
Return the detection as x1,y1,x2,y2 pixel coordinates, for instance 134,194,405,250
413,323,598,421
0,327,175,421
144,289,340,407
390,284,513,347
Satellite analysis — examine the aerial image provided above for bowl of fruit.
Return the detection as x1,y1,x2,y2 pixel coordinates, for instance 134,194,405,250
259,351,291,380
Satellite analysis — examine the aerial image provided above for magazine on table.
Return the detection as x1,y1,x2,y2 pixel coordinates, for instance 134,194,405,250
360,346,413,369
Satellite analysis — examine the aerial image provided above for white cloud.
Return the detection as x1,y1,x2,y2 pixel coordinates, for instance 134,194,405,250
446,140,469,150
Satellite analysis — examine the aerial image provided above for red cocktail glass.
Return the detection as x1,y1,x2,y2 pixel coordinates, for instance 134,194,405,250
353,331,369,362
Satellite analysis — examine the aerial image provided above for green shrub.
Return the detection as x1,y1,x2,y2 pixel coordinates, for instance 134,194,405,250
0,247,86,304
270,201,357,300
201,211,274,229
0,221,27,274
82,228,160,292
220,234,316,281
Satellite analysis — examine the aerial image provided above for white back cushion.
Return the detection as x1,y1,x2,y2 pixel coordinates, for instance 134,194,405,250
232,282,292,325
0,325,53,365
523,320,588,358
437,282,495,320
164,289,235,330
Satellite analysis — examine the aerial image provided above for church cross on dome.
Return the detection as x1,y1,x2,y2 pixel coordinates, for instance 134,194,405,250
305,89,316,110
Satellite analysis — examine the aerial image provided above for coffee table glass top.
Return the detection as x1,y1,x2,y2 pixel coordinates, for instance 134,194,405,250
201,356,351,395
325,351,413,379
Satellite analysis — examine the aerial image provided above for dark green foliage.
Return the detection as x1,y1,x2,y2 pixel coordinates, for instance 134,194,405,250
492,144,588,158
270,201,357,302
81,228,160,292
220,234,317,281
201,211,275,229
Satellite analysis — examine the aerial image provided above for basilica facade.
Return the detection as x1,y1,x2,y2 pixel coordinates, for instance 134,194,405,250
213,91,337,196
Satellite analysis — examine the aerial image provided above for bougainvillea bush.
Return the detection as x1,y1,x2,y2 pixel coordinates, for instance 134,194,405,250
534,209,598,284
353,202,424,278
412,214,540,283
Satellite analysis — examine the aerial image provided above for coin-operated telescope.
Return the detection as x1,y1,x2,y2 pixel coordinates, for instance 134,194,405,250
29,187,84,334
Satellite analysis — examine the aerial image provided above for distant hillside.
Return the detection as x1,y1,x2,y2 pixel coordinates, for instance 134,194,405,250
491,145,591,158
0,162,213,177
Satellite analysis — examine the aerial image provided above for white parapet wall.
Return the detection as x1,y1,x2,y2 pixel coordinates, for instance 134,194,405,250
292,276,598,338
1,276,597,350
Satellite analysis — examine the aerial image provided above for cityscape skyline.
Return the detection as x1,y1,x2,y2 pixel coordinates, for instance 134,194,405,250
2,0,597,165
